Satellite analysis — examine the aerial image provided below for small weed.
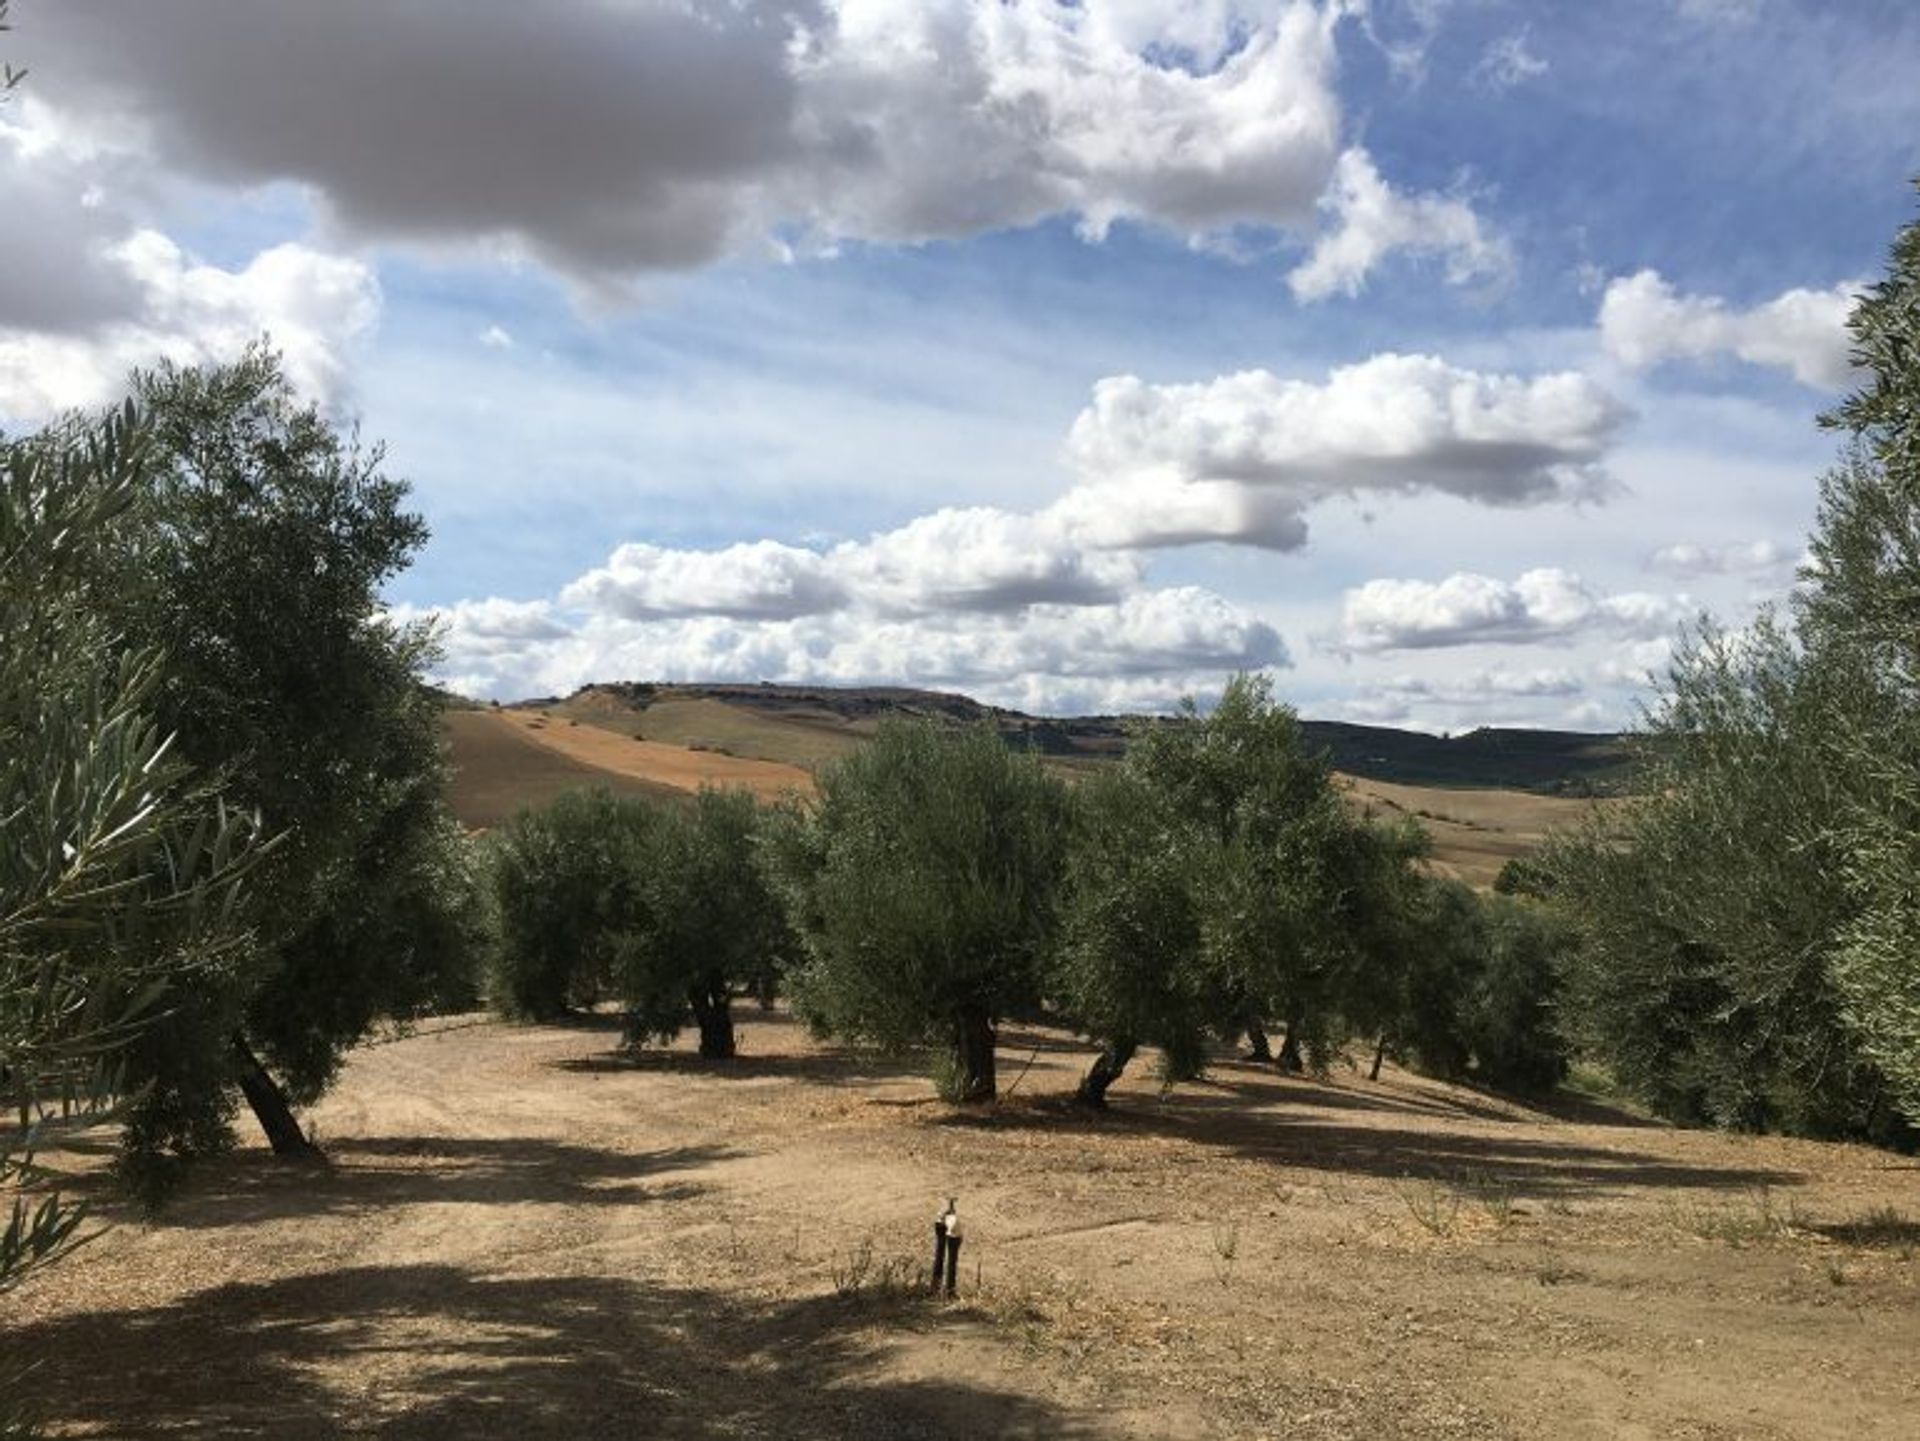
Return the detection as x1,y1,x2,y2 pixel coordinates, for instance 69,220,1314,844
829,1237,917,1300
830,1237,875,1295
1534,1259,1584,1286
1399,1176,1461,1238
1824,1258,1849,1287
1461,1168,1518,1230
1209,1220,1240,1288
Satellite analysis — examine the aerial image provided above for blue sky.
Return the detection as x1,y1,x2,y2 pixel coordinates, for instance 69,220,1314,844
5,0,1917,727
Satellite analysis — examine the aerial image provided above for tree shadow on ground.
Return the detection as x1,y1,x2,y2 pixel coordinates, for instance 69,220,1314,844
933,1092,1802,1201
554,1045,927,1088
1188,1063,1534,1126
52,1139,736,1233
12,1262,1098,1440
1808,1210,1920,1249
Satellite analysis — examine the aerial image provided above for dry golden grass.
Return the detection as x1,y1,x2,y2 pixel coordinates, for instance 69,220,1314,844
14,1013,1918,1439
559,692,867,770
1339,774,1608,888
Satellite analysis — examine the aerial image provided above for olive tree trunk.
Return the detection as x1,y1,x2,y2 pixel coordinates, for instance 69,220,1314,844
1277,1009,1306,1074
1243,1017,1273,1063
952,1005,997,1102
1076,1038,1137,1107
688,984,735,1060
230,1034,319,1158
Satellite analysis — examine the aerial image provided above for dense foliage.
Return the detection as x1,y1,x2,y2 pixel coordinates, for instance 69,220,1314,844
1551,192,1920,1141
487,786,793,1058
1051,764,1211,1103
772,720,1071,1101
616,787,796,1059
1,403,258,1433
1052,676,1456,1102
1,348,484,1199
489,788,656,1020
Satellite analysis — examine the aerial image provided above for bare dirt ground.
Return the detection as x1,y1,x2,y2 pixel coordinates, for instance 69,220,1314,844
12,1013,1918,1440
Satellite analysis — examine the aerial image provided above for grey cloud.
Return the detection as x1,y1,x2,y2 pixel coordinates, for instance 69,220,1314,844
15,1,1353,288
0,141,141,331
26,1,808,278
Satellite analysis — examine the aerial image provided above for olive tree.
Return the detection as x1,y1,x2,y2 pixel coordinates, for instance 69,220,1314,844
1544,193,1920,1140
775,720,1069,1102
1548,618,1886,1134
489,789,657,1020
1052,766,1210,1105
85,349,476,1171
1802,191,1920,1122
1125,675,1353,1069
618,787,796,1060
2,404,255,1432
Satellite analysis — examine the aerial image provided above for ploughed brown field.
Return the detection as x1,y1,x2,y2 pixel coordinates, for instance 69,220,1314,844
15,1013,1918,1439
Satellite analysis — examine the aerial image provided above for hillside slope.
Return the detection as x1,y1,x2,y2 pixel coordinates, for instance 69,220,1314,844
513,682,1633,793
446,684,1609,883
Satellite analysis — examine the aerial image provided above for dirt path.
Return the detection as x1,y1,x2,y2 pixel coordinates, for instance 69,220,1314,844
11,1015,1919,1439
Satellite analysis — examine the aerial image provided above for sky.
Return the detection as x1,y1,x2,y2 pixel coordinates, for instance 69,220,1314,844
4,0,1918,730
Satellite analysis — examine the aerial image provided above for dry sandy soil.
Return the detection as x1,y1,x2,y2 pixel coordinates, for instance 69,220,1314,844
13,1013,1918,1440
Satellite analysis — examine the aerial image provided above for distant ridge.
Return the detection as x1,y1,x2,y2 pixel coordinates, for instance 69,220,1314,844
487,680,1632,795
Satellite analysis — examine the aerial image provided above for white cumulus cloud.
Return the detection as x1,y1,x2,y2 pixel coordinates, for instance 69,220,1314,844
1062,353,1626,548
1336,568,1685,652
1645,539,1796,578
17,0,1383,292
421,580,1287,712
1598,269,1860,390
1287,148,1512,302
0,230,380,422
834,506,1141,614
561,540,849,621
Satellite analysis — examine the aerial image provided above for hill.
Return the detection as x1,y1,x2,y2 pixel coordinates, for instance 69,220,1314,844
444,682,1616,884
508,681,1632,793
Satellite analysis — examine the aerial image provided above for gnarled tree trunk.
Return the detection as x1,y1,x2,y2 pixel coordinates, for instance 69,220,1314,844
231,1034,319,1158
1243,1017,1273,1063
1277,1009,1305,1074
689,984,735,1059
1076,1038,1137,1107
952,1005,997,1102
